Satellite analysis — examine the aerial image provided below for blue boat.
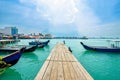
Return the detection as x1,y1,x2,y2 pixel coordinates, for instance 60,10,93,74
80,42,120,52
29,40,50,46
0,47,25,68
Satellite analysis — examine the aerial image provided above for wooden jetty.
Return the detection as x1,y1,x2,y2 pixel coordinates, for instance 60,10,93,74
0,39,19,46
0,39,17,43
0,39,20,48
35,43,93,80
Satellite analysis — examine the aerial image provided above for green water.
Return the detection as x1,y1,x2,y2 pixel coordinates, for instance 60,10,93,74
0,39,120,80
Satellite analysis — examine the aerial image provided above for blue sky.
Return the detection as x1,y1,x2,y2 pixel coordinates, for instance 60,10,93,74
0,0,120,37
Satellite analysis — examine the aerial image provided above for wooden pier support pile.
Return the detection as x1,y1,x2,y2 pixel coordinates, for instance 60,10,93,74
35,43,93,80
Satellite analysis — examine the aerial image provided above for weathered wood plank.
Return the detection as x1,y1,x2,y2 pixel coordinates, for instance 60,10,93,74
42,60,54,80
35,61,49,80
35,43,93,80
63,62,72,80
76,62,93,80
72,62,87,80
67,61,78,80
57,61,64,80
61,49,66,61
50,61,58,80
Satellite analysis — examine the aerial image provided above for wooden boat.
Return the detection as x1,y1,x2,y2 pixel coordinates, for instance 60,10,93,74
0,47,25,74
23,45,37,52
38,44,45,48
0,45,37,53
14,45,37,53
80,42,120,52
29,40,50,46
0,47,25,67
0,47,18,52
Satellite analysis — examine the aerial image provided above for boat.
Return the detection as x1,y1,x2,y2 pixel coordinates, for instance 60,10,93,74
29,43,45,48
24,45,37,52
80,42,120,52
0,47,25,67
29,40,50,46
0,47,25,74
38,44,45,48
0,45,37,53
15,45,37,53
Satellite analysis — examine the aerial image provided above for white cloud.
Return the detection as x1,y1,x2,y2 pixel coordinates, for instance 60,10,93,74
20,0,101,36
20,0,79,24
73,0,101,36
96,22,120,37
77,21,120,37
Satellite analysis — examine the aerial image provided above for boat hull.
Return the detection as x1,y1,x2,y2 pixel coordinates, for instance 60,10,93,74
29,40,50,47
24,45,37,52
0,48,24,68
80,42,120,52
0,45,37,53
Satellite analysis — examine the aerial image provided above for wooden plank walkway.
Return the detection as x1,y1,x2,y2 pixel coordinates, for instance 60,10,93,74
35,43,93,80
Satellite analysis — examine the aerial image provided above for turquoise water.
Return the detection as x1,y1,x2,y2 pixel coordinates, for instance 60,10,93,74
0,39,120,80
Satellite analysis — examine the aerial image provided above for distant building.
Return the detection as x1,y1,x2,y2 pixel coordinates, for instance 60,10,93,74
0,27,18,36
44,34,52,39
39,33,44,36
0,33,3,40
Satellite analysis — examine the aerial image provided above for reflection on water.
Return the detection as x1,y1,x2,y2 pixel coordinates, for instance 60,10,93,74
44,45,50,48
77,50,120,80
22,52,38,60
0,68,22,80
37,48,45,51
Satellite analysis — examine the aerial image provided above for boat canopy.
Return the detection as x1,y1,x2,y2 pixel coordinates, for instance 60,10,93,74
106,40,120,48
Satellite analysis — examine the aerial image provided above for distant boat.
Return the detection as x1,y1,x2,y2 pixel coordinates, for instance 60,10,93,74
0,47,25,74
29,40,50,46
80,42,120,52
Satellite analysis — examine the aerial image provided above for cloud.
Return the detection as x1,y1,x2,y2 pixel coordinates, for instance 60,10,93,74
1,0,119,37
96,22,120,37
19,0,101,36
77,21,120,37
73,0,101,36
20,0,79,24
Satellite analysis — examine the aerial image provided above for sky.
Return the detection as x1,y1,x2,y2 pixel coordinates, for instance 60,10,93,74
0,0,120,37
